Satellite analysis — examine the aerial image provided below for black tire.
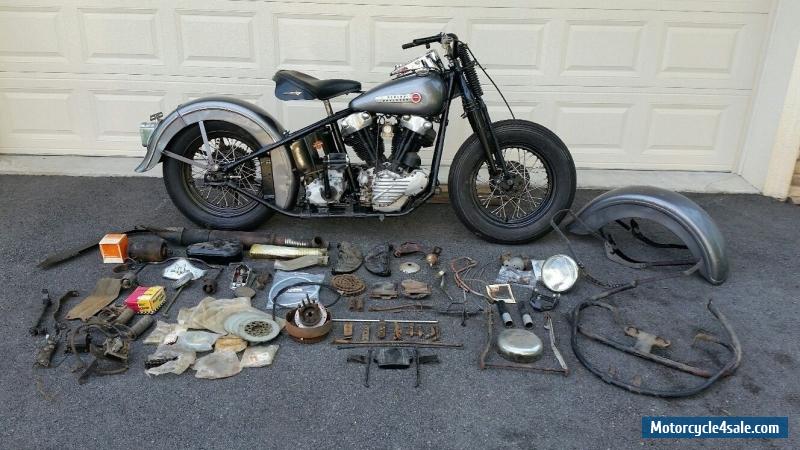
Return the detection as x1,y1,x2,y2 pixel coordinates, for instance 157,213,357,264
163,121,275,230
448,119,576,244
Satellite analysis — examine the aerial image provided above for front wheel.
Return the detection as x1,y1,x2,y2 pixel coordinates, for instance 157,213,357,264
448,119,576,244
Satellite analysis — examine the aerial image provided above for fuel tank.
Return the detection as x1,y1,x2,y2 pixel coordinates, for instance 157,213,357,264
349,73,445,116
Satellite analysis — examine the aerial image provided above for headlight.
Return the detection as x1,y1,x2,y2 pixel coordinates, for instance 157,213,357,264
540,254,579,292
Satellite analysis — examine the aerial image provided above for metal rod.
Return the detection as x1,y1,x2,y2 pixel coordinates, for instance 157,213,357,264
332,318,438,324
335,341,462,349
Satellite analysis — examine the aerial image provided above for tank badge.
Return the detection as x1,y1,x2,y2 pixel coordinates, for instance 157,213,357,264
375,93,423,104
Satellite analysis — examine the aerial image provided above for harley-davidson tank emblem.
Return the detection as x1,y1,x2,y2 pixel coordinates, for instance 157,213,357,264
375,92,423,104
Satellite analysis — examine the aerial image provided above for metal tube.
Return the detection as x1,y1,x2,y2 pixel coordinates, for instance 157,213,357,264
332,318,439,324
249,244,328,259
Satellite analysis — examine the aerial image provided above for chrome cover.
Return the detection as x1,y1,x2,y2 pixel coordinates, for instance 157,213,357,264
390,50,444,78
340,112,373,137
135,97,297,209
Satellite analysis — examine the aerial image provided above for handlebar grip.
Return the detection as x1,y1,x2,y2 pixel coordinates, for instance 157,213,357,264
401,33,443,50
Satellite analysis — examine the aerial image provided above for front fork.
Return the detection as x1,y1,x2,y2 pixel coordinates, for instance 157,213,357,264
457,71,507,177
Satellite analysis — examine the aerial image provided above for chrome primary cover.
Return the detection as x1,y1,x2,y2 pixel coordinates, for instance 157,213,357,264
349,73,446,116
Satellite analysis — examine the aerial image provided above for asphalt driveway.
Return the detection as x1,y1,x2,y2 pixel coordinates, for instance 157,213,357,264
0,175,797,449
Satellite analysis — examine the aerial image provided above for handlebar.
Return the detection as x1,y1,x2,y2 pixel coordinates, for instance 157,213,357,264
401,33,446,50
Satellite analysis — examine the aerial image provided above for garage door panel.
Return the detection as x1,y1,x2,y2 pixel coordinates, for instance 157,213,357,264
0,0,774,173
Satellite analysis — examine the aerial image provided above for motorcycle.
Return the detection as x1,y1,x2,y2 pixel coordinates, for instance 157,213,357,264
136,33,576,244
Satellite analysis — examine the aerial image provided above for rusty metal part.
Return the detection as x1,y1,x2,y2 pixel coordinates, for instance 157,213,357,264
369,281,398,299
400,279,430,299
425,247,442,267
332,241,363,274
449,257,483,297
428,325,440,342
393,322,403,341
332,318,438,323
112,307,135,325
148,227,325,249
480,308,568,375
284,308,333,343
361,324,370,342
365,243,392,277
572,300,741,397
253,271,273,290
127,315,155,338
66,278,123,321
202,267,223,294
377,321,386,339
438,284,483,326
399,262,420,274
393,242,424,257
128,236,169,262
348,296,365,312
347,349,373,387
336,341,462,349
343,322,353,340
332,274,366,297
294,298,328,327
34,335,58,368
406,324,414,337
30,289,52,336
368,303,432,312
250,244,328,259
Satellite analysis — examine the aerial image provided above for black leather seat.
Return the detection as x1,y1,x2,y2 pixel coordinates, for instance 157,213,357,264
272,70,361,101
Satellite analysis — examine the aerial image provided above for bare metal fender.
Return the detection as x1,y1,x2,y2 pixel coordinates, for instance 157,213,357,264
567,186,728,285
135,97,297,209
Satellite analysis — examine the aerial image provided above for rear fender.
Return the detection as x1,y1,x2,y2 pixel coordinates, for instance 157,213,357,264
567,186,728,285
135,97,297,209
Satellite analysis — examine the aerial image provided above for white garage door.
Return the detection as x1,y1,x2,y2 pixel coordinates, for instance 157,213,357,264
0,0,773,175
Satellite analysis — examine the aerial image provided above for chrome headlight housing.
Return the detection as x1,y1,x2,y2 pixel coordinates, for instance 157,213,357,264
539,254,579,293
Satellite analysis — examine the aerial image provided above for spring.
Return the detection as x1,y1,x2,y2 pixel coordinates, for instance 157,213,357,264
457,44,483,97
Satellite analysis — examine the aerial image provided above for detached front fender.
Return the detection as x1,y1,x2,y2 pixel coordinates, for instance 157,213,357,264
567,186,728,285
135,96,297,209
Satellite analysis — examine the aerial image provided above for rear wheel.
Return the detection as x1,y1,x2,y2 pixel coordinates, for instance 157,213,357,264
448,119,576,244
162,121,275,230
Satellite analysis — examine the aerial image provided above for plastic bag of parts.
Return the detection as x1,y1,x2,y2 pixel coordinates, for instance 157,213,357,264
145,344,196,376
266,271,324,309
173,330,222,352
495,266,540,286
194,350,242,379
143,321,188,345
240,345,279,368
177,297,256,334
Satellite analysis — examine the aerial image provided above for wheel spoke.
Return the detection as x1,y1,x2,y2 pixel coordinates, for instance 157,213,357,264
471,147,551,224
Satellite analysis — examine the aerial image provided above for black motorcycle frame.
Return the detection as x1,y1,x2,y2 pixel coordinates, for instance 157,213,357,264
216,35,507,218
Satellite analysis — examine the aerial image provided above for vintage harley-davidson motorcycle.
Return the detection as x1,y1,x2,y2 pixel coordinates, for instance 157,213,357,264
137,33,576,244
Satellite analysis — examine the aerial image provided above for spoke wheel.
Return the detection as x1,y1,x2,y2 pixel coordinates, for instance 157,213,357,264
448,119,576,244
471,148,552,225
162,121,276,230
182,133,263,217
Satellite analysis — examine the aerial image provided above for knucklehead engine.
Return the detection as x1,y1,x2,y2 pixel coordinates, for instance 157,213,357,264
287,50,445,213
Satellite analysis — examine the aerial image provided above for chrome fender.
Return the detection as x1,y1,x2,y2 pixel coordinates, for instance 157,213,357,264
135,97,297,209
567,186,729,285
